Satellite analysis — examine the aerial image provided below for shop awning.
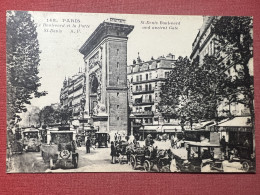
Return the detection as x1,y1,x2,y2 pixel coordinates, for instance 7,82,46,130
162,125,183,133
141,125,161,133
218,117,252,127
216,117,252,132
194,121,215,130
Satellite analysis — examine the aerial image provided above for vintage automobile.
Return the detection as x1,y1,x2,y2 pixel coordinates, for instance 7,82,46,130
130,146,172,172
22,128,41,152
10,140,23,154
41,129,78,169
229,146,255,172
172,142,224,172
95,132,108,148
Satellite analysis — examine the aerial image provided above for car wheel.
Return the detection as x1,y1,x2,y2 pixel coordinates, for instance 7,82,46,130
130,155,137,170
50,158,54,170
144,160,151,172
242,161,250,172
73,155,78,168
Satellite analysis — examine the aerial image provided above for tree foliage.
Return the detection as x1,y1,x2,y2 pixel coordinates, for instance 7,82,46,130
7,11,47,128
159,16,253,127
159,56,228,127
39,105,72,126
212,16,254,116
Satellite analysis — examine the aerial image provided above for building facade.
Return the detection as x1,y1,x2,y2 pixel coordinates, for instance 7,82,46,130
189,16,254,148
190,16,251,117
127,54,181,138
79,18,134,134
60,71,85,118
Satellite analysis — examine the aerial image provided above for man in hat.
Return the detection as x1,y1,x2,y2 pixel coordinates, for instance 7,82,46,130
86,137,91,153
220,136,227,156
145,134,154,147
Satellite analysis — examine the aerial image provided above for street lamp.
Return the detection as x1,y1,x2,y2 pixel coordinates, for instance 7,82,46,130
28,114,31,127
80,97,86,136
129,113,135,136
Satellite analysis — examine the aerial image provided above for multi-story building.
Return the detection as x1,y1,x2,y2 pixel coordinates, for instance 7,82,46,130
60,71,85,118
189,16,254,148
190,16,251,117
127,54,180,138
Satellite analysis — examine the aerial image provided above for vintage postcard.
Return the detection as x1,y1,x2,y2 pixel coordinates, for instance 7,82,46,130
6,11,254,173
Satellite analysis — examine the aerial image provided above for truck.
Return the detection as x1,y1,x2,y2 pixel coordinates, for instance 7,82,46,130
22,128,41,152
41,128,79,169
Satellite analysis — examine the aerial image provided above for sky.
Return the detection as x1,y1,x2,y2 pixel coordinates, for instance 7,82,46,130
29,11,203,109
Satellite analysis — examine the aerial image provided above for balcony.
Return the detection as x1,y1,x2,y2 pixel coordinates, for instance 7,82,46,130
133,101,154,106
131,111,154,117
132,89,154,95
132,78,166,84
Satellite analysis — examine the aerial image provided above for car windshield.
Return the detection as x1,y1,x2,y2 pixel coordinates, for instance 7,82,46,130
23,132,38,139
51,133,73,144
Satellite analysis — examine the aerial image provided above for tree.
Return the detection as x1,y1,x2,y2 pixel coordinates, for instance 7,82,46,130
6,11,47,129
212,16,254,150
212,16,254,118
159,55,229,128
196,55,230,120
39,105,71,126
159,57,204,129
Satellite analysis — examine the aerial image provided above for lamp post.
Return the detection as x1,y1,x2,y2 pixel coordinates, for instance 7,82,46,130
129,113,135,142
80,97,86,136
28,114,31,127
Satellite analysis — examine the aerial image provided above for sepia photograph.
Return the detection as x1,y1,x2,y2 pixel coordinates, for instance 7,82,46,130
6,11,254,173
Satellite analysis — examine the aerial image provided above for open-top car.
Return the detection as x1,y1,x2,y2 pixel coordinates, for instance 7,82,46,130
41,129,78,169
22,128,41,152
172,142,223,172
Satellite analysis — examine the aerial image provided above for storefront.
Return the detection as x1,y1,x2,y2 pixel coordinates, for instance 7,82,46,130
216,117,253,153
161,125,183,139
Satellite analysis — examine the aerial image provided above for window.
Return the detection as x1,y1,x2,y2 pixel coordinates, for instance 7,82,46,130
165,72,169,78
149,95,152,102
117,77,120,84
117,105,119,109
145,84,148,91
117,49,119,55
155,82,157,89
136,75,139,82
149,84,152,91
149,73,152,79
117,92,119,96
140,85,142,91
146,74,148,80
136,86,138,91
155,93,158,101
117,117,120,120
117,62,119,68
140,75,142,81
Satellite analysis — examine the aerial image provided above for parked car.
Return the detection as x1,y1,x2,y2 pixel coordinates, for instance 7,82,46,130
22,128,41,152
41,129,78,169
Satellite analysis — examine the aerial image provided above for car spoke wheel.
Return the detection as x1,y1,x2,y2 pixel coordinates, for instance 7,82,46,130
50,158,54,170
130,155,137,170
73,155,78,168
242,161,250,172
144,160,151,172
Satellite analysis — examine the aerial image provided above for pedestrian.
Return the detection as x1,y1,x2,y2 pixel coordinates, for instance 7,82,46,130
86,137,91,153
114,133,117,142
220,136,227,156
110,141,116,164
